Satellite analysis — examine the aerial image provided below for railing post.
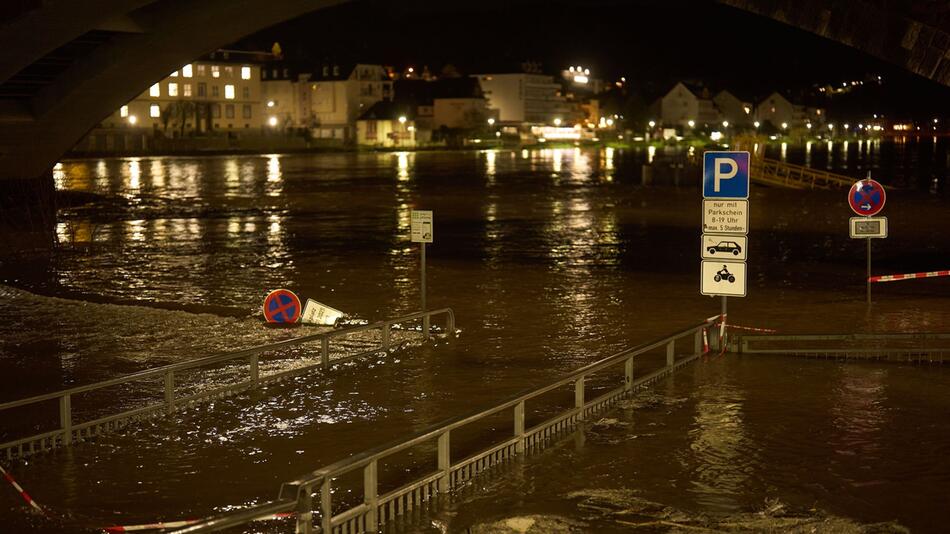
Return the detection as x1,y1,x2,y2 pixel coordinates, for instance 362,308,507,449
446,310,455,337
666,341,675,367
381,322,390,352
320,478,332,534
423,312,431,341
575,377,585,420
694,330,703,356
296,484,313,534
437,430,450,492
514,401,525,453
624,357,634,392
321,337,330,370
364,460,378,530
250,354,259,387
164,371,175,414
59,393,72,445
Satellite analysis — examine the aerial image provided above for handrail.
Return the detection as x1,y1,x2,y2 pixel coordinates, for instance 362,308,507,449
1,308,456,460
175,317,717,534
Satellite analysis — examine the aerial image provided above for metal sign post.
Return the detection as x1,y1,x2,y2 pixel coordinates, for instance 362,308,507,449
411,210,434,339
848,175,887,306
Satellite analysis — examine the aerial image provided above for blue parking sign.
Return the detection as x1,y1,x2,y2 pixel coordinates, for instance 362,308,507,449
703,151,749,199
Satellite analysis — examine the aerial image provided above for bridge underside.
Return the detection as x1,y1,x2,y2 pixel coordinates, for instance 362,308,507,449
0,0,948,201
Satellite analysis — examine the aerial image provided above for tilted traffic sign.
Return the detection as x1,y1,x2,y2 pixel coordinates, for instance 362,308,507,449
263,289,302,324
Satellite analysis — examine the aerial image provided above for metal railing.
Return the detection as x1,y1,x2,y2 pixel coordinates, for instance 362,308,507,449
175,317,717,534
737,332,950,363
0,308,456,460
750,158,854,190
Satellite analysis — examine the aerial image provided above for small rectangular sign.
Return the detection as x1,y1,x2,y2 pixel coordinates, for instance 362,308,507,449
701,260,747,297
703,199,749,235
301,299,344,326
703,151,750,199
411,210,433,243
701,234,747,261
849,216,887,239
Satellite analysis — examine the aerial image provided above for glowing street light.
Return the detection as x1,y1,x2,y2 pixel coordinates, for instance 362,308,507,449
828,124,835,131
806,123,812,129
843,123,849,130
648,120,656,128
781,122,788,130
128,115,137,125
268,116,278,127
722,121,729,128
687,120,695,128
606,118,614,126
554,118,562,126
398,116,407,124
753,121,760,128
267,100,275,108
487,118,495,126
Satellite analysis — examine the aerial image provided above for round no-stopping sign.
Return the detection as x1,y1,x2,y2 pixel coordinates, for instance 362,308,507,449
848,179,886,217
262,289,302,323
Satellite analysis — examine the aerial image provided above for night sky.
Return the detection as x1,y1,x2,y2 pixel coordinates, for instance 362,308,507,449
238,0,950,119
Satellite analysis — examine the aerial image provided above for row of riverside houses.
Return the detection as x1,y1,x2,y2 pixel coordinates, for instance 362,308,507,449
71,51,623,154
651,82,827,133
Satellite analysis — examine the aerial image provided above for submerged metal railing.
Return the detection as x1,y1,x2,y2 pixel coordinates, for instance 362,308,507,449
737,332,950,363
750,157,854,190
175,317,717,534
0,308,455,460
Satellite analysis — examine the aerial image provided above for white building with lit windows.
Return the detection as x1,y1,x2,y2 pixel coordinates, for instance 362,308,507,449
99,57,263,135
296,63,394,142
473,72,572,126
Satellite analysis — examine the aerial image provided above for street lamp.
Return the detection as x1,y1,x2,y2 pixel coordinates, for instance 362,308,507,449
781,122,788,130
687,120,695,128
487,118,495,126
648,120,656,128
722,121,729,128
554,118,562,126
398,116,407,124
128,115,137,125
828,124,835,131
754,121,760,129
268,116,278,127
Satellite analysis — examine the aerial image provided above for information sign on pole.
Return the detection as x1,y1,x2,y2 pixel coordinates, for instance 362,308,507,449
849,216,888,239
700,151,749,301
411,210,433,243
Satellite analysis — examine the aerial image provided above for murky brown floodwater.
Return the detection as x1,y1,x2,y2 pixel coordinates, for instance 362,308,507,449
1,143,950,532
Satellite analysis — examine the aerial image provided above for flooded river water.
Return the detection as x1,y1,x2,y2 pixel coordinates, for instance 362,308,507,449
1,141,950,532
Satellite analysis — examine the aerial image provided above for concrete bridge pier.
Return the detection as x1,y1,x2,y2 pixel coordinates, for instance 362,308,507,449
0,174,56,231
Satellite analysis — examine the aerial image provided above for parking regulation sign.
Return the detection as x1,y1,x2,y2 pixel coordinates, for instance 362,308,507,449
703,151,750,199
848,179,886,217
263,289,302,324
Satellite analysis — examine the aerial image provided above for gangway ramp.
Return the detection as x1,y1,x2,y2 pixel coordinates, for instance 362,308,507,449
750,157,854,190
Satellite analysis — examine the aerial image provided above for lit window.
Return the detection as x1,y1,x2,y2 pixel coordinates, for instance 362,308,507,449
211,65,220,78
224,84,235,99
196,64,206,77
183,84,192,97
241,66,251,80
150,104,160,118
182,64,193,78
170,70,179,77
120,105,129,117
168,82,178,97
149,83,160,97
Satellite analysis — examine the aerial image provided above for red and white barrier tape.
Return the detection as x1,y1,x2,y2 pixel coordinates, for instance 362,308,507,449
869,270,950,283
102,512,294,532
724,324,778,333
0,463,44,515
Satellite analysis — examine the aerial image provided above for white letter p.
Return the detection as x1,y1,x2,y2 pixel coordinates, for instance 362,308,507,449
714,158,738,192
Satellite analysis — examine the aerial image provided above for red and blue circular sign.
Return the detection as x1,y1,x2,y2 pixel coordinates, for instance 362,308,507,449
848,179,886,217
262,289,302,324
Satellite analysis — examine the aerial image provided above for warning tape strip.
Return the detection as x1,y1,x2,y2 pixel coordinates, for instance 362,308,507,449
102,512,294,532
0,463,44,515
869,270,950,283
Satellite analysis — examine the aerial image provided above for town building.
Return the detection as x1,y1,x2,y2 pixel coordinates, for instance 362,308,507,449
300,63,393,142
756,92,826,130
100,54,264,135
355,100,420,148
653,82,719,128
260,63,309,130
473,72,573,126
712,90,753,127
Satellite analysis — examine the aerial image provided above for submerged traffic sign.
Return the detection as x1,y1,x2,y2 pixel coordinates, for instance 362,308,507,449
263,289,302,324
848,179,886,217
703,151,750,199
